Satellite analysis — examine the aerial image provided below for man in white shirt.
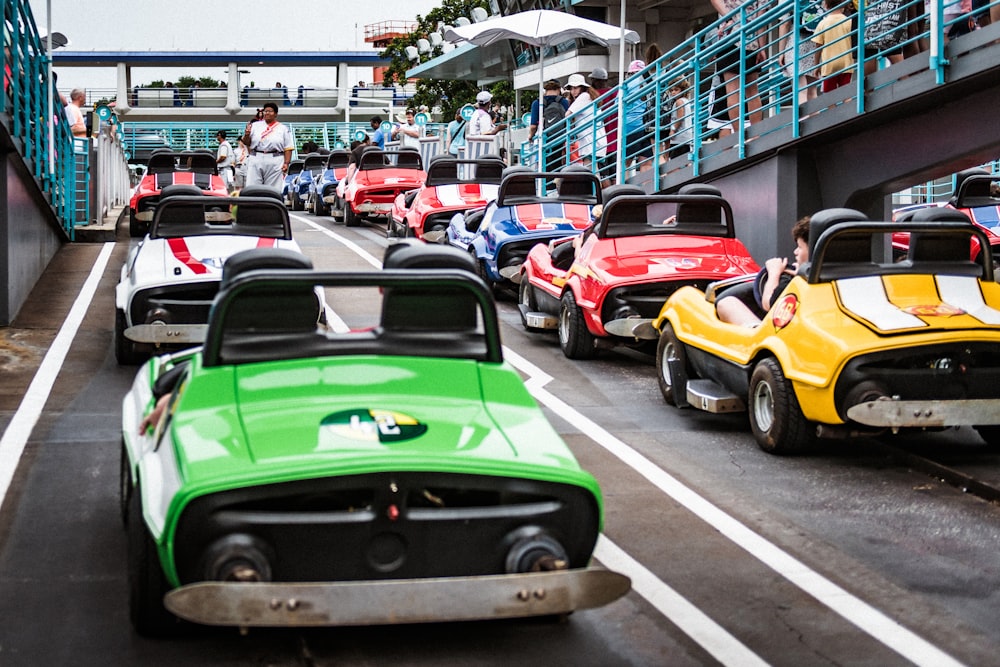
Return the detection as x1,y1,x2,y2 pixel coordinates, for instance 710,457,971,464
392,108,422,149
215,130,235,192
467,91,507,137
240,102,294,188
64,88,87,138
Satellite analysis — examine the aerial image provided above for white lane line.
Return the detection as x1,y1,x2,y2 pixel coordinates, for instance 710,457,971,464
595,536,768,667
502,346,965,667
0,243,115,509
292,215,383,269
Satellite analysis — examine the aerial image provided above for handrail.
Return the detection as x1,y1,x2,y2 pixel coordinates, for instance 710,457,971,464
539,0,999,193
2,0,77,236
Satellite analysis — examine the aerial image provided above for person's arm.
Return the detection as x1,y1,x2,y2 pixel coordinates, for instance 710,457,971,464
760,256,789,311
241,121,253,147
282,147,293,173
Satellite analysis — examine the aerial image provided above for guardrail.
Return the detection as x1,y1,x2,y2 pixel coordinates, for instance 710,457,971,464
2,0,78,236
537,0,999,193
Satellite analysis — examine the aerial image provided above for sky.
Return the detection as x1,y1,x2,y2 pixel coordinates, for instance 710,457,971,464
31,0,441,93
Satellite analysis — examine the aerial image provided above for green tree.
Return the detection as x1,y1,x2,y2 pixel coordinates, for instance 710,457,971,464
380,0,534,117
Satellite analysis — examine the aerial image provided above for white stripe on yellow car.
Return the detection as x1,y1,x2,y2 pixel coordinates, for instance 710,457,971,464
836,275,1000,331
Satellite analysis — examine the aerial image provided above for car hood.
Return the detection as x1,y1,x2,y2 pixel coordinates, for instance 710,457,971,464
130,235,298,285
171,356,587,489
493,202,592,235
424,183,499,210
592,235,750,281
833,273,1000,335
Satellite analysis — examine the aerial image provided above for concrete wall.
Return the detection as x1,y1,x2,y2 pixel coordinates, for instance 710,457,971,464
1,151,65,325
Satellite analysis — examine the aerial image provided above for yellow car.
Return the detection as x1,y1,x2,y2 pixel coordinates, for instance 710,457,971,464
653,207,1000,454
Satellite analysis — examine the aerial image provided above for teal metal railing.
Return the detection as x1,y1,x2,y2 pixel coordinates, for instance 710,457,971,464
537,0,999,191
2,0,78,237
119,121,451,158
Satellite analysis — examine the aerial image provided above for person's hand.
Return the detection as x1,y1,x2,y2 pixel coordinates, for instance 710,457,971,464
138,394,171,436
764,257,788,276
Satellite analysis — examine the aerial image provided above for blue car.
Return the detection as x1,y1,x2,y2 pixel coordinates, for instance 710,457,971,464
287,153,323,211
309,149,350,217
444,165,601,292
281,159,304,208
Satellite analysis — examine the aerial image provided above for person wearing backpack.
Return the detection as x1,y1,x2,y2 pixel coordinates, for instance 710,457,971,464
446,109,467,157
528,79,569,171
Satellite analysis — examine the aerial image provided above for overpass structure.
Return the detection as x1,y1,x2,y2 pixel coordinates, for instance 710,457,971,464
51,50,402,123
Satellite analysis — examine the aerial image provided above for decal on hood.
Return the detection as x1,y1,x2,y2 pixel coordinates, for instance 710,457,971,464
321,409,427,443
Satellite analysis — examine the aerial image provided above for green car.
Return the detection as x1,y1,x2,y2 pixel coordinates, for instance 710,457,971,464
120,242,629,636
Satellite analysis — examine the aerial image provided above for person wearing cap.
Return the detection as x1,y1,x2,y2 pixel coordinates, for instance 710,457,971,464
528,79,569,171
589,67,617,186
564,73,606,170
468,90,507,138
369,115,387,150
392,107,421,149
623,60,653,174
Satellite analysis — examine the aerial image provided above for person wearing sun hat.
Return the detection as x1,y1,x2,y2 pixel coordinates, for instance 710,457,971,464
468,90,508,138
622,59,653,173
564,73,606,169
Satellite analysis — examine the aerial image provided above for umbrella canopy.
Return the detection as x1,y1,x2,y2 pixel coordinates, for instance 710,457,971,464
444,9,640,158
443,9,639,50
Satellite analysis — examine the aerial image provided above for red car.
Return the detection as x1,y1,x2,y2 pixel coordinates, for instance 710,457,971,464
893,170,1000,272
388,155,505,240
336,147,425,228
129,149,227,237
518,184,758,359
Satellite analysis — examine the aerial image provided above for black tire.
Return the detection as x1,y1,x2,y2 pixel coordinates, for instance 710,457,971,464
559,291,596,359
119,440,132,528
332,195,344,219
314,196,329,217
748,357,814,454
518,276,539,330
115,310,144,366
127,485,180,637
292,192,304,211
128,209,145,238
345,203,361,227
655,322,688,405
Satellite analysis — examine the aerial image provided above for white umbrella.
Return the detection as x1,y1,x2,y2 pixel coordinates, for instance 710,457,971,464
444,9,639,168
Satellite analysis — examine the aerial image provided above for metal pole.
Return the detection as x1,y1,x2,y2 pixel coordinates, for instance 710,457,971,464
615,0,626,185
47,0,54,176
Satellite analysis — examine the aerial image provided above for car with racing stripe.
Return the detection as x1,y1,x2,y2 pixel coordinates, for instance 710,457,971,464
443,166,601,294
128,149,227,238
308,149,350,216
281,158,305,208
337,147,425,227
653,207,1000,454
119,241,629,636
892,170,1000,272
287,153,324,211
388,154,505,240
517,184,758,359
114,188,308,365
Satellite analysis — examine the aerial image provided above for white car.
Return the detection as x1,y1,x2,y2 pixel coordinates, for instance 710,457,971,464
114,187,306,364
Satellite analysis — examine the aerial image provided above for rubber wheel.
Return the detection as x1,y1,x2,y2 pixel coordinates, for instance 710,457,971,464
518,277,539,330
655,322,688,405
292,192,304,211
119,440,132,528
559,291,596,359
115,310,144,366
314,196,329,217
748,357,814,454
128,209,144,238
345,203,361,227
127,486,179,637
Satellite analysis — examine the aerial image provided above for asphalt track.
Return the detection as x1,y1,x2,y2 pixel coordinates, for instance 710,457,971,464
1,212,999,665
